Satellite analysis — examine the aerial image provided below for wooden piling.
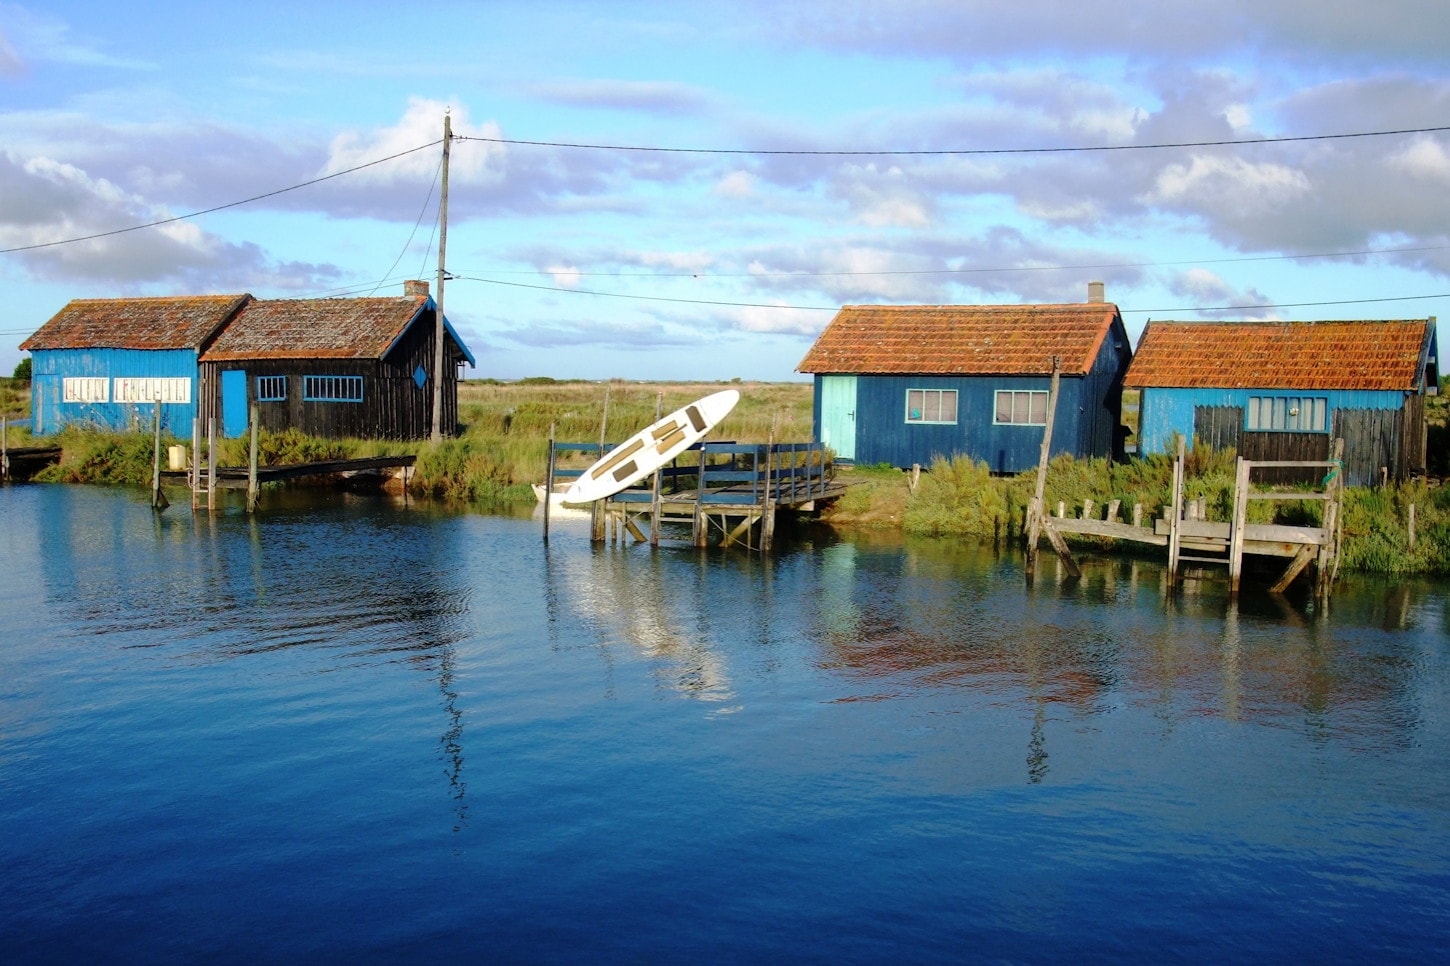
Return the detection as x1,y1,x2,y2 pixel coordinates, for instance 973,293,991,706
543,423,555,543
1024,358,1061,578
150,398,168,510
207,417,217,511
246,403,260,513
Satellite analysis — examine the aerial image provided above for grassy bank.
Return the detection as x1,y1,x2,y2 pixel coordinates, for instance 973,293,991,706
13,377,1450,575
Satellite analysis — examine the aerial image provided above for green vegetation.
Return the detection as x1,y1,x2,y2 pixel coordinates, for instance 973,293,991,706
12,357,31,382
13,377,1450,575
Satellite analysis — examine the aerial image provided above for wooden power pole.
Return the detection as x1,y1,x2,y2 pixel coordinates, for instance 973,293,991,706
431,111,452,442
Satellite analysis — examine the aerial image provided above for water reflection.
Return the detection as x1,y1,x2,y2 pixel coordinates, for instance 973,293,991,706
797,530,1444,767
545,540,737,707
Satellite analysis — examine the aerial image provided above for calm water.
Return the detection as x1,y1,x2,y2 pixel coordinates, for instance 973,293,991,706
2,485,1448,964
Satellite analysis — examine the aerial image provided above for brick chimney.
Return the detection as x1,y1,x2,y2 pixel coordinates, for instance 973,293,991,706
404,280,430,298
1087,281,1105,303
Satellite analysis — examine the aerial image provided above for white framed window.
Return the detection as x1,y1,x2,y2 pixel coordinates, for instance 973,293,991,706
994,390,1048,426
63,377,109,403
113,377,191,404
303,375,364,403
1247,396,1327,432
905,388,958,424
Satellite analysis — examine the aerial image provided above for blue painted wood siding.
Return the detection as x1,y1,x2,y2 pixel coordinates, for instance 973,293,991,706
28,347,199,436
812,318,1129,472
1136,387,1407,455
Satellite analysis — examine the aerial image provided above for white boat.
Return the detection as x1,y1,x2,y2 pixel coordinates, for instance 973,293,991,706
532,482,591,510
562,389,739,504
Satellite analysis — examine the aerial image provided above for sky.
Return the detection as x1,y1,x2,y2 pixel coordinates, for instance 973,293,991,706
3,1,1450,383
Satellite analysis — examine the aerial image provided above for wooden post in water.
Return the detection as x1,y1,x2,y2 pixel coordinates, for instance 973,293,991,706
246,403,260,514
649,392,663,547
191,417,201,510
591,386,610,544
1167,436,1186,584
762,435,777,553
1408,503,1417,552
693,443,708,548
1227,456,1251,595
150,398,168,510
543,423,555,543
1024,356,1062,579
207,417,217,511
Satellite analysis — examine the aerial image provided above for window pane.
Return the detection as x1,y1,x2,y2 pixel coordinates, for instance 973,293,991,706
1029,392,1047,424
926,391,942,421
1013,392,1029,424
907,389,923,421
940,391,957,422
995,391,1012,423
1311,398,1326,431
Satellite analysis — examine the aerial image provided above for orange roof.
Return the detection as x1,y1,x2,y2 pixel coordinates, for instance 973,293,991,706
20,295,251,351
201,296,430,361
796,303,1123,376
1123,320,1435,391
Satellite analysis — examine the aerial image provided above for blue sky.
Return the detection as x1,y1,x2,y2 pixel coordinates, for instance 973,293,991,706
4,1,1450,382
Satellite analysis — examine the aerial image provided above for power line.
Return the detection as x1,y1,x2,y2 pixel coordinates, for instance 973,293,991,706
456,273,1449,316
0,140,442,255
468,242,1450,281
459,123,1450,157
1121,293,1450,314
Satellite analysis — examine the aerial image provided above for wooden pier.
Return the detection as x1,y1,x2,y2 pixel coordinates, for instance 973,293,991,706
1028,437,1344,598
546,439,844,551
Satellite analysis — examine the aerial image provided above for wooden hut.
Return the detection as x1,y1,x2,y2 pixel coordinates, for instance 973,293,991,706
19,295,250,436
1125,319,1440,486
796,289,1132,471
198,281,475,440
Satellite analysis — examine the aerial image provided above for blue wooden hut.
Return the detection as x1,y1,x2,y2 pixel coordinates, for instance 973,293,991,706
796,294,1133,472
19,295,250,436
1124,319,1440,486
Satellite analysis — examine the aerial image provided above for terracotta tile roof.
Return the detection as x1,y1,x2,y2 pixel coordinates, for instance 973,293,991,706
796,303,1122,376
1123,320,1435,391
20,295,251,351
201,296,430,361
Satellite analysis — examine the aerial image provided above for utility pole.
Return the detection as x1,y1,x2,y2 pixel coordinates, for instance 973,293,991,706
431,111,452,442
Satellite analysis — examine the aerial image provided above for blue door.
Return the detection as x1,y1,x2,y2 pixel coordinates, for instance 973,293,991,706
221,370,249,438
820,376,857,461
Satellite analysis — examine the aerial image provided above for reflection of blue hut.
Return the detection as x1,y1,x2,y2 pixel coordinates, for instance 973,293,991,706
1126,319,1440,486
20,295,250,435
797,287,1132,471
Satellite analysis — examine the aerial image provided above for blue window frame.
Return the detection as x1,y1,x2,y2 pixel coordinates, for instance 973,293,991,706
256,375,287,401
303,375,364,403
1247,396,1327,432
905,388,958,424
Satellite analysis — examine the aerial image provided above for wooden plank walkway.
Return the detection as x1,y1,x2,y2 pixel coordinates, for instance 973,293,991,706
1030,437,1343,598
162,454,415,488
546,439,843,551
1,446,62,481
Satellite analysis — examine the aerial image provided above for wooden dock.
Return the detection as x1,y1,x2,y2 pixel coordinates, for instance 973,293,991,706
162,454,415,489
1029,437,1343,598
1,445,62,482
546,439,845,551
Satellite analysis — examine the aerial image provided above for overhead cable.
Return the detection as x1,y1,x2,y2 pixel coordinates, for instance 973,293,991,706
0,140,442,255
459,123,1450,157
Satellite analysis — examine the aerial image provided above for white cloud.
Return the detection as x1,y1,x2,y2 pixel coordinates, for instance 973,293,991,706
1389,136,1450,183
713,170,757,198
321,97,506,184
1143,155,1311,216
732,303,828,335
547,265,582,287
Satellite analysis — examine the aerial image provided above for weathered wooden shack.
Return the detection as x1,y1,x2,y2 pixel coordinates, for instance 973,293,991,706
796,290,1132,471
19,295,251,436
198,281,475,440
1125,319,1440,486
